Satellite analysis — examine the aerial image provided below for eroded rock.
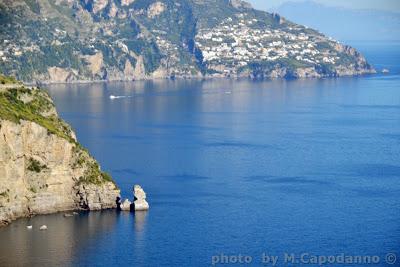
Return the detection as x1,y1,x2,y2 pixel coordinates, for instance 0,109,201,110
120,199,132,211
229,0,252,9
83,52,104,77
121,0,135,6
147,2,166,18
134,185,149,211
47,67,77,83
134,55,146,79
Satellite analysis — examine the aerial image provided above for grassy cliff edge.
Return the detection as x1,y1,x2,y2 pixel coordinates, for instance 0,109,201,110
0,76,120,226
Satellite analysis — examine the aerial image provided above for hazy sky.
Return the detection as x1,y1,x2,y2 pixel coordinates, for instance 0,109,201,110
248,0,400,13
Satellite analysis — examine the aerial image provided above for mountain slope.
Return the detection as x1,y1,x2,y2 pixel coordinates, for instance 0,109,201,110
0,0,375,83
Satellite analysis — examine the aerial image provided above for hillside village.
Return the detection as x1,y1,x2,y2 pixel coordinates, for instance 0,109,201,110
195,14,341,75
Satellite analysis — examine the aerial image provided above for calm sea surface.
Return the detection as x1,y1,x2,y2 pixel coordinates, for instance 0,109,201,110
0,42,399,266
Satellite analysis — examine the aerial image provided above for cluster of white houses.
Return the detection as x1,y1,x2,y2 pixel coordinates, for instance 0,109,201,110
195,15,340,72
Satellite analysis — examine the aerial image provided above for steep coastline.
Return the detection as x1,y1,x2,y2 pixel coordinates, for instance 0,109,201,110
0,80,120,226
0,0,375,84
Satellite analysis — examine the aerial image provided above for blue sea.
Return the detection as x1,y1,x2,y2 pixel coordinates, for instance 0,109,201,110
0,42,399,266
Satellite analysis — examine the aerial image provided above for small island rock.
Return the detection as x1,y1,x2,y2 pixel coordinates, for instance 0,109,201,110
120,199,132,211
134,185,149,211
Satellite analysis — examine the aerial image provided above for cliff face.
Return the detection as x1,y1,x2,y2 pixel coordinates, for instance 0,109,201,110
0,83,120,226
0,0,374,83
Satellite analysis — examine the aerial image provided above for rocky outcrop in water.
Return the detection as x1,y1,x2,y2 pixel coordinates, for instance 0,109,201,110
0,81,120,226
134,185,149,211
120,199,132,211
119,185,149,211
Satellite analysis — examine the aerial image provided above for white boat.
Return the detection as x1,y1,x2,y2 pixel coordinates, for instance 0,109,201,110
110,95,131,100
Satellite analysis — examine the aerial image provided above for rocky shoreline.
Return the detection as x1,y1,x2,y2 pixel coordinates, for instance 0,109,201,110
30,66,377,86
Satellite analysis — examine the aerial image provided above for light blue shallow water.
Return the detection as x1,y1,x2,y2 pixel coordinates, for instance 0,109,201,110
0,43,399,266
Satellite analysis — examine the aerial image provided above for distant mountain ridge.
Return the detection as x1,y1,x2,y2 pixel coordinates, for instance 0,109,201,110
271,1,400,42
0,0,375,83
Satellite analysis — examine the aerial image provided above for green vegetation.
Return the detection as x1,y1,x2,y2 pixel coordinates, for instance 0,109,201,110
0,190,9,198
0,77,117,186
118,20,141,38
336,52,359,66
23,0,41,14
241,58,311,77
72,144,116,186
316,63,336,76
0,85,76,143
142,42,162,73
101,172,114,183
0,74,18,85
315,42,333,51
78,160,116,186
29,187,37,193
279,58,311,69
190,0,238,28
27,158,48,173
72,149,86,168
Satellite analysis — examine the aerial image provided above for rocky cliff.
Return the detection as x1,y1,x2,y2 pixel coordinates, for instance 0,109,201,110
0,79,120,226
0,0,375,83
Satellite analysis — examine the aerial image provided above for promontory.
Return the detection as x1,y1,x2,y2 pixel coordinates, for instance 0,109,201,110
0,75,120,226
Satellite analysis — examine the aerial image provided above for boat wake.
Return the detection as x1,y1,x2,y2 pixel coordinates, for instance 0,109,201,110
109,95,132,100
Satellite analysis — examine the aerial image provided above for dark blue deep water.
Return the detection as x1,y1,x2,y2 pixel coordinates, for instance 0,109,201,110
0,43,399,266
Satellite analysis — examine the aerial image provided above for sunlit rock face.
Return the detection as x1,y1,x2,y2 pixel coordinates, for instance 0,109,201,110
118,185,149,211
0,86,120,226
133,185,149,211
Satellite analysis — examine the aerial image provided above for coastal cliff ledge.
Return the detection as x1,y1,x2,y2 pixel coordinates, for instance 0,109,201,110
0,76,120,227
